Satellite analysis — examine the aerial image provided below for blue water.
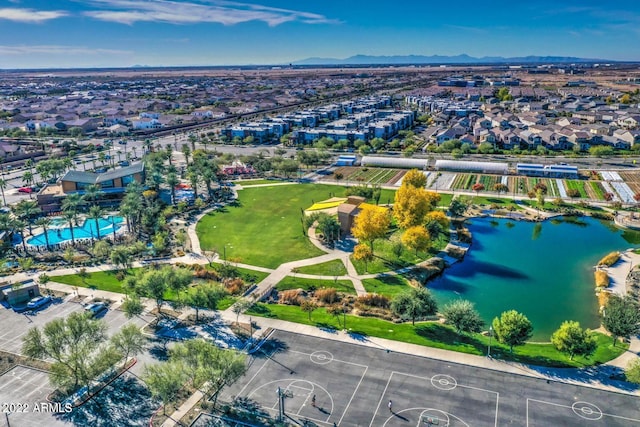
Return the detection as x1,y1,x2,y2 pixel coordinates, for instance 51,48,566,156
428,216,640,340
26,216,125,246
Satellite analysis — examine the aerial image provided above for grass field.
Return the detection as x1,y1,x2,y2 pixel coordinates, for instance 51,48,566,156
350,231,447,275
247,303,627,368
197,184,345,268
361,275,411,296
294,259,347,276
275,276,356,294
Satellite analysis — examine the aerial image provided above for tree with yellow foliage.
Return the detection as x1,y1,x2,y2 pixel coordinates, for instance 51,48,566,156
393,185,440,229
402,169,427,189
351,205,391,252
401,226,431,255
353,244,374,272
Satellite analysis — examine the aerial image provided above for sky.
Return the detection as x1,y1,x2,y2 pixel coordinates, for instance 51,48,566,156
2,0,640,68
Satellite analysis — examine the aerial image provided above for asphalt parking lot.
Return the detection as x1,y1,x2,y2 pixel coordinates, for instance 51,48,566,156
223,330,640,427
0,366,69,427
0,298,152,356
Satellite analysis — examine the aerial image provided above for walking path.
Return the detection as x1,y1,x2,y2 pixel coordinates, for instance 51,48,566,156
602,248,640,296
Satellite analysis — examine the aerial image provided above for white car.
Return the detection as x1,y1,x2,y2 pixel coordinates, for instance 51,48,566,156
27,296,52,310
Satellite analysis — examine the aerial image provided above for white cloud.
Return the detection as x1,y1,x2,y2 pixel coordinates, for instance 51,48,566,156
82,0,337,26
0,45,132,55
0,8,67,22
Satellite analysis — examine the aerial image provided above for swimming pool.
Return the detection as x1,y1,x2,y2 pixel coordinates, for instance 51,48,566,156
26,216,125,247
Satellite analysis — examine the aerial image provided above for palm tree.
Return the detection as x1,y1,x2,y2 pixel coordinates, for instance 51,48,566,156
13,218,28,253
62,193,84,245
166,172,179,205
13,200,40,234
22,172,34,189
182,144,191,166
34,217,52,251
82,184,103,207
88,205,103,240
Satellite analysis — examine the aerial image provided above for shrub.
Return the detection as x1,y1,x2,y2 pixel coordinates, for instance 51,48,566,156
594,270,609,288
115,271,126,282
280,289,303,305
315,288,339,304
597,290,611,307
356,293,390,309
567,189,581,198
225,277,246,295
598,252,620,267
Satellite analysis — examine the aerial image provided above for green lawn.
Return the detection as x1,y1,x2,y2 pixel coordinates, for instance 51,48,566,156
566,180,588,198
275,276,356,294
197,184,351,268
470,195,521,209
247,303,628,368
206,264,270,284
52,269,136,293
294,259,347,276
351,231,448,274
53,268,243,308
362,275,411,296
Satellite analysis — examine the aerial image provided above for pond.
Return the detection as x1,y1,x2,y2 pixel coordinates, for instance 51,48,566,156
428,216,640,340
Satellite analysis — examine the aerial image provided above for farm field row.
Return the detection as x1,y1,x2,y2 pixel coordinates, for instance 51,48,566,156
323,167,640,202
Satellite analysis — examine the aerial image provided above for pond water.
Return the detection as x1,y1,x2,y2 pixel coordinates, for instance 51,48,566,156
428,216,640,340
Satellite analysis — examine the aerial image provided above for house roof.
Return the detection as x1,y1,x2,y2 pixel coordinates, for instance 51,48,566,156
61,162,145,184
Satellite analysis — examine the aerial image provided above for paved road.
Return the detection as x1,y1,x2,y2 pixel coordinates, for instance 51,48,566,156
223,330,640,427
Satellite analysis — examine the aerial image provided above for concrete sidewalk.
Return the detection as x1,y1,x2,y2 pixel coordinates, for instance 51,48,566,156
221,310,639,396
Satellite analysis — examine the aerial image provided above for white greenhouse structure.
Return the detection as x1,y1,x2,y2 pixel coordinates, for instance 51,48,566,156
360,156,429,169
434,160,509,174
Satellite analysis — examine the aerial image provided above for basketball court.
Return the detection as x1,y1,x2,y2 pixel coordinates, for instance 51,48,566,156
223,330,640,427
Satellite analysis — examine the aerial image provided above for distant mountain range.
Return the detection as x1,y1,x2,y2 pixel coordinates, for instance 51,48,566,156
292,54,610,65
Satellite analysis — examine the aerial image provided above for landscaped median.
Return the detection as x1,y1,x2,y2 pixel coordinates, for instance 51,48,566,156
50,264,270,311
247,303,628,368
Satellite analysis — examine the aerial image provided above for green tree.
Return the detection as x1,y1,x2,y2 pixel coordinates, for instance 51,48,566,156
144,361,188,415
169,339,246,403
111,323,147,368
121,294,144,319
442,300,484,334
492,310,534,352
22,312,118,392
184,283,226,322
300,299,318,321
316,213,341,245
391,287,437,325
601,295,640,345
626,358,640,384
449,197,470,217
550,321,597,360
110,246,132,271
232,299,252,325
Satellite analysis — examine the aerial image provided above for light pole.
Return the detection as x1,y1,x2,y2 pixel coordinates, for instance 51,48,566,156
487,326,493,358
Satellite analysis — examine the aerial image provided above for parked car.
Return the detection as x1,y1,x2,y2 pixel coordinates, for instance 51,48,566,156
27,296,52,310
18,187,34,194
84,302,107,317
